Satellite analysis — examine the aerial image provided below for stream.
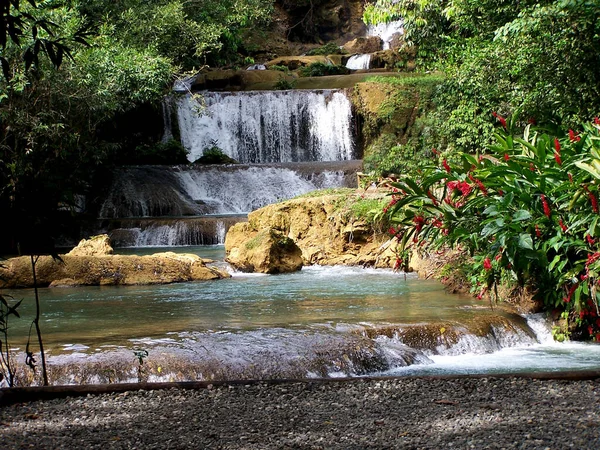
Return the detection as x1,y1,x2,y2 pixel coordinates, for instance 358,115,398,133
3,246,599,385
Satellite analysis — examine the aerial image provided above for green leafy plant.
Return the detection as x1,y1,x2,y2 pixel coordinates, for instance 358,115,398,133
298,62,349,77
273,75,296,90
381,115,600,341
306,42,346,56
194,140,237,164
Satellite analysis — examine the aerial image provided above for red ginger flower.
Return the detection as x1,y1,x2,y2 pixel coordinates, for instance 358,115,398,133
413,215,425,232
535,224,542,238
594,117,600,126
492,111,507,129
554,151,562,166
584,186,599,213
442,159,451,173
554,137,561,153
569,129,581,142
483,257,492,271
541,194,551,218
587,234,596,246
504,153,509,161
559,219,567,232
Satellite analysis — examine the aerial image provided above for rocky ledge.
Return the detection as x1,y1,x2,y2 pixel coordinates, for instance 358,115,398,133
225,191,398,273
0,235,229,288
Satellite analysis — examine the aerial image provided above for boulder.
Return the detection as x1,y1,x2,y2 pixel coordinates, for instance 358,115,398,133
225,224,303,274
0,251,230,289
67,234,113,256
343,36,382,54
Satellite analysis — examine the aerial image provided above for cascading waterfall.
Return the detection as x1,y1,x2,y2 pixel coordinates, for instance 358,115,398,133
346,54,371,70
367,19,404,50
176,90,355,163
99,162,360,219
97,161,361,246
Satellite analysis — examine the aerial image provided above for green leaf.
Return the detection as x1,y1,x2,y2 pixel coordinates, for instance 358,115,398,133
518,233,533,250
513,210,532,221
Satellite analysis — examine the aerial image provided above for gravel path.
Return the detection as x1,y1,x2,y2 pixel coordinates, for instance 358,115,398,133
1,376,599,449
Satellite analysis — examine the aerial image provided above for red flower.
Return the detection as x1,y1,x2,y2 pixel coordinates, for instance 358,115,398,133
529,163,536,172
388,227,397,236
541,194,551,218
431,148,438,156
594,117,600,125
528,117,537,125
492,111,507,129
413,215,426,232
559,219,567,232
554,137,561,153
584,186,599,213
586,234,596,246
564,283,578,303
569,129,581,142
468,173,487,196
442,159,451,173
495,253,502,261
554,151,562,166
483,257,492,271
535,224,542,238
504,153,509,161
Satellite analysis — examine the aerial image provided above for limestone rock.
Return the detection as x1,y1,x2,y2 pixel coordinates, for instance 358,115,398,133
0,252,230,289
67,235,113,257
343,36,382,54
225,224,303,274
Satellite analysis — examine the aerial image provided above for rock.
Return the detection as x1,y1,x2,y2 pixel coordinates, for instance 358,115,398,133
0,252,230,289
225,224,303,274
224,192,398,269
343,36,382,54
67,235,113,257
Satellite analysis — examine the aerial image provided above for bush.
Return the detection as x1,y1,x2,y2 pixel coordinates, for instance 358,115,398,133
382,115,600,341
306,42,346,56
298,62,349,77
194,141,237,164
130,139,189,165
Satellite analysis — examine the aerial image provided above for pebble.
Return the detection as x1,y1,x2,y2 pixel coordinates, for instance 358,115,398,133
0,377,598,449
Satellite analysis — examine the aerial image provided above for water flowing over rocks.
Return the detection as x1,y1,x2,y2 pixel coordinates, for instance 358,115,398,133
0,237,229,288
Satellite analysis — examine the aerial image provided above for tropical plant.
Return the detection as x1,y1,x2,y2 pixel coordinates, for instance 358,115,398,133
382,115,600,341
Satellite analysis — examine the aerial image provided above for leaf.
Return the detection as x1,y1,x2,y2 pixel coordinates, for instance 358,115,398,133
512,210,531,221
518,233,533,250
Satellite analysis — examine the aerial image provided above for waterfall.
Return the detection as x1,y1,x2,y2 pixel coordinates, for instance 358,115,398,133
176,90,355,163
346,54,371,70
99,162,360,219
367,19,404,50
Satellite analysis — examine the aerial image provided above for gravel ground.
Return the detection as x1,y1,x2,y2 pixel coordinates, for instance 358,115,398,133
1,377,599,449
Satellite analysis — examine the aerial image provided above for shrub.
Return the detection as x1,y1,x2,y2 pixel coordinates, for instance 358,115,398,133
194,140,237,164
382,115,600,341
298,62,349,77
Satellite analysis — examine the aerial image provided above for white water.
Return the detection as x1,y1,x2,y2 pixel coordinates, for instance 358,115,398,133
113,220,230,247
176,90,355,163
367,19,404,50
346,54,371,70
175,166,348,214
381,313,600,376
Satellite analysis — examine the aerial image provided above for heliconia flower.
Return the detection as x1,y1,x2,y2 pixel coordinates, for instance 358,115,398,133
554,151,562,166
535,224,542,238
442,159,451,173
569,129,581,142
492,111,507,129
504,153,509,161
541,195,551,218
554,137,561,152
559,219,567,232
483,257,492,271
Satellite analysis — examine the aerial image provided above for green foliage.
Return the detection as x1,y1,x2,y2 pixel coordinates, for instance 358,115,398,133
128,140,189,165
273,75,296,90
269,64,289,73
194,141,237,164
306,42,346,56
381,117,600,341
298,62,349,77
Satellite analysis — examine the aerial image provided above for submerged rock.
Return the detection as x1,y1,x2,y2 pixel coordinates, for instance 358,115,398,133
225,224,303,274
0,238,230,288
